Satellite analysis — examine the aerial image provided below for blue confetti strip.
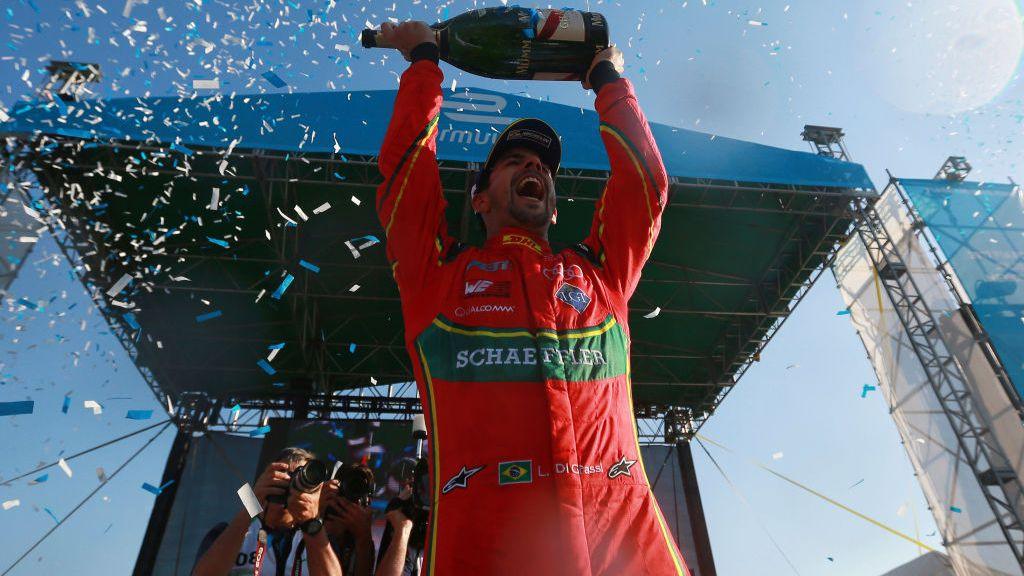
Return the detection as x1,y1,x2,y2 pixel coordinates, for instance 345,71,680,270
262,71,287,88
950,506,962,513
256,359,277,375
348,343,356,354
268,342,286,350
124,312,141,331
61,395,71,414
836,309,851,316
126,409,153,420
170,143,194,156
207,236,230,249
196,310,223,323
44,508,60,524
16,298,37,310
142,479,176,495
250,425,272,437
34,473,49,483
0,400,34,416
230,404,241,413
299,260,320,273
860,384,877,398
271,274,295,300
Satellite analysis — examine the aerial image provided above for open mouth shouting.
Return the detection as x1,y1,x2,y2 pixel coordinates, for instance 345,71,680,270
512,170,550,204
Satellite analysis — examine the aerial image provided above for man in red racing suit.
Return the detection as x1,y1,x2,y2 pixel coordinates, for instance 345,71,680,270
374,21,690,576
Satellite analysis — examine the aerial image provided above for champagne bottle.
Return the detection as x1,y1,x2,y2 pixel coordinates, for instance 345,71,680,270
362,7,609,81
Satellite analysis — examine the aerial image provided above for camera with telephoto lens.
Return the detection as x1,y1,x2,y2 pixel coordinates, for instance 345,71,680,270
386,457,429,548
266,459,328,505
324,463,375,518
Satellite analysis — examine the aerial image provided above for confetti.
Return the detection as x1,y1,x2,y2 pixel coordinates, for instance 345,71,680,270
312,202,331,215
299,260,320,273
58,458,73,478
249,425,271,437
836,309,851,316
238,483,264,518
0,401,34,416
262,71,287,88
44,508,60,524
950,506,962,513
2,499,19,511
351,195,361,206
294,205,310,221
32,473,49,484
141,479,175,495
349,343,357,353
106,273,134,297
207,236,230,249
271,274,295,300
860,384,877,398
344,235,380,259
349,284,361,292
126,409,153,420
97,467,107,483
195,310,223,323
62,395,71,414
83,400,103,415
192,78,220,90
256,359,276,375
208,188,221,210
771,452,784,460
643,307,661,319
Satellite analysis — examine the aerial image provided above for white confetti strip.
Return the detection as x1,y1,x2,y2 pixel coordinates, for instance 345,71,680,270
313,202,331,215
349,284,361,292
237,483,263,518
294,205,310,221
350,195,361,206
771,452,784,460
107,273,133,297
58,458,73,478
83,400,103,415
643,307,661,319
2,499,19,511
193,78,220,90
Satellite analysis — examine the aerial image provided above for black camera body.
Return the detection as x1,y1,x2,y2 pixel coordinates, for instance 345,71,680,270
266,459,328,505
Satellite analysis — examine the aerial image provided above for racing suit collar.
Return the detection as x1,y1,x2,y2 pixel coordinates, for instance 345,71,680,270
486,226,551,256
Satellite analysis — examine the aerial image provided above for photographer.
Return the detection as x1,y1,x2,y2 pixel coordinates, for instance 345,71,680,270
374,458,427,576
322,463,376,576
192,447,343,576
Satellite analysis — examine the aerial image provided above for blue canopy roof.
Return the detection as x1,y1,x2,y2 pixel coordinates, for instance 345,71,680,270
1,87,874,190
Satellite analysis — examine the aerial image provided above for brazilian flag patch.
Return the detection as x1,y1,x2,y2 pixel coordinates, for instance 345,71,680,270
498,460,533,485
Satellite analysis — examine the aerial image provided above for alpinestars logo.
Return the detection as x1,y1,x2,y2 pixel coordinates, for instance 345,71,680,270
607,456,637,479
442,465,486,494
465,280,494,295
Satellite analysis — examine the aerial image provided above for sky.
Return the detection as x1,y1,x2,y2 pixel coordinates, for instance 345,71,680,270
1,0,1022,574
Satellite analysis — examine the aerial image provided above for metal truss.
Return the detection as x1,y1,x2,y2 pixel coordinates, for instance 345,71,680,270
1,143,177,424
889,176,1024,415
801,125,851,160
935,156,973,182
854,196,1024,564
7,133,872,442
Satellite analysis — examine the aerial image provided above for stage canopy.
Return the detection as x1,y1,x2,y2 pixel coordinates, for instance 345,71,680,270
1,87,875,428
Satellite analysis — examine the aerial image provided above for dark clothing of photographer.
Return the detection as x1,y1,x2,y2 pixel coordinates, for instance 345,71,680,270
194,523,308,576
375,497,424,576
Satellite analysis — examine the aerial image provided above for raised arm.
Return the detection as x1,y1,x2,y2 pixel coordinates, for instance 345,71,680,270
375,22,452,313
581,48,669,301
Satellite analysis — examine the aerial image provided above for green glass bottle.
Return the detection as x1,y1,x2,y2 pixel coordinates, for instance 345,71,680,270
362,7,609,81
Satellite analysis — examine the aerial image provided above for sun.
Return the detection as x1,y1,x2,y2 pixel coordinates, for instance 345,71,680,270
867,0,1024,114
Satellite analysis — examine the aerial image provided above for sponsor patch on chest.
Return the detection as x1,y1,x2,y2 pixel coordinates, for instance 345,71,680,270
555,282,592,314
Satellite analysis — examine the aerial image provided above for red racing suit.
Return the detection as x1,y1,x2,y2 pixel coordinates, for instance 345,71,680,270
376,59,689,576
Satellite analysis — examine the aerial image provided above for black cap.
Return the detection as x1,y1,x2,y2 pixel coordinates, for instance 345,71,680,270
472,118,561,196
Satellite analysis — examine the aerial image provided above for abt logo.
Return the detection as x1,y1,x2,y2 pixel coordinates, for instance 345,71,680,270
465,280,494,295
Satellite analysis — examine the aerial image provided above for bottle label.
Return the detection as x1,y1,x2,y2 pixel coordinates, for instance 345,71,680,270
534,9,586,43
